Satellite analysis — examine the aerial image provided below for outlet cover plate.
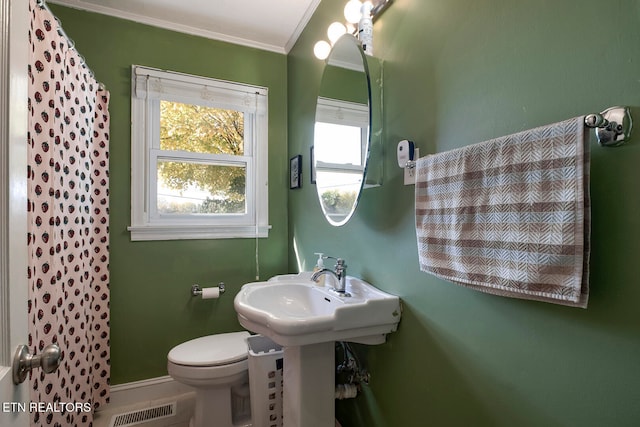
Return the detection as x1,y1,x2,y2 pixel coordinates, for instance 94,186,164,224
404,148,419,185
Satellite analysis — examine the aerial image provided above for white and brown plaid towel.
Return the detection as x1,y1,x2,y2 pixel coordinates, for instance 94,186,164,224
415,117,590,308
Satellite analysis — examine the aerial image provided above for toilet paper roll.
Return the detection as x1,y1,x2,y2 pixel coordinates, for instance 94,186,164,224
335,384,358,400
201,287,220,300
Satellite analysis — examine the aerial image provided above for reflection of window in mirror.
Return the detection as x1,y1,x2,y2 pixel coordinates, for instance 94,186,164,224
315,123,362,165
314,97,368,168
314,97,369,222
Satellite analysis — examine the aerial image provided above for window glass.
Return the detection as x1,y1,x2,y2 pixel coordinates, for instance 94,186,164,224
314,122,362,165
156,161,246,215
159,101,245,155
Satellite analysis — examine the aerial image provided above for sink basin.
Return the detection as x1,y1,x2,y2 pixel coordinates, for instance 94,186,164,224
234,273,401,346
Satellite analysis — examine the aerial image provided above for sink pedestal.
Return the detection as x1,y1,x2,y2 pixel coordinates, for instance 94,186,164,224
283,342,335,427
235,274,402,426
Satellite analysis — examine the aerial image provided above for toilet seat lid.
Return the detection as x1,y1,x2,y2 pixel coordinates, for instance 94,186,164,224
168,331,250,367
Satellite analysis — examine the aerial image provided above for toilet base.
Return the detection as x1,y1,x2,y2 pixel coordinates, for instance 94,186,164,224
166,332,253,427
186,375,251,427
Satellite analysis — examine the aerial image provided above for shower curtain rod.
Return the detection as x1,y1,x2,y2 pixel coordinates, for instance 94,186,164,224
36,0,106,90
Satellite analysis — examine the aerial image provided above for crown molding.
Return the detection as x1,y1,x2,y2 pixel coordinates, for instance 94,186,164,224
284,0,321,53
47,0,310,54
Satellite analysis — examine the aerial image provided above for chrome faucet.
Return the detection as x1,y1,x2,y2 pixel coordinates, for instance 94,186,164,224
311,257,350,297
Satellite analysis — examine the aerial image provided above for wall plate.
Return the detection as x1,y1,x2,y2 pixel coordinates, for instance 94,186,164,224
404,148,419,186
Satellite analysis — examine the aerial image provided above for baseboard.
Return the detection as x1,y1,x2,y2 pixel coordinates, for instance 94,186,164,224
103,376,193,411
101,375,345,427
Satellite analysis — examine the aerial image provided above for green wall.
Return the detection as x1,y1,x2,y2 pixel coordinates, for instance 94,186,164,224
50,1,640,425
319,64,368,103
288,0,640,426
50,6,290,384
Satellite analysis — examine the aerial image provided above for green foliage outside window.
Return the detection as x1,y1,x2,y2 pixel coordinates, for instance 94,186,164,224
320,190,357,215
158,101,246,214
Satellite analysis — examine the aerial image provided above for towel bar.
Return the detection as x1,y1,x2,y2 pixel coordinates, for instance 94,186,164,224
404,106,632,174
584,106,632,147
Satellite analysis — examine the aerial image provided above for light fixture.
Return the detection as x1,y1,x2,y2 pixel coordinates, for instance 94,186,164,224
313,40,332,60
369,0,393,21
344,0,363,24
327,22,347,44
314,0,393,60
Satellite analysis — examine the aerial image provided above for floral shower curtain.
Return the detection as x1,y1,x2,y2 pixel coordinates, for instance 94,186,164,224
27,0,110,425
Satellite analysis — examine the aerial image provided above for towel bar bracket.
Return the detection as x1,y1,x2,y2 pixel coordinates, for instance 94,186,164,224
584,106,633,147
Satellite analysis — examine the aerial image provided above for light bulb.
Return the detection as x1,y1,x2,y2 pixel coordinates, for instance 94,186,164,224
327,22,347,44
313,40,331,60
344,0,363,24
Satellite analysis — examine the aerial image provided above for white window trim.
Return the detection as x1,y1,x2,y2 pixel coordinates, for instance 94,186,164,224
315,97,369,127
128,65,270,241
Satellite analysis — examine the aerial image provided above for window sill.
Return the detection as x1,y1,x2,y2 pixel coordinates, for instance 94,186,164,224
127,224,271,241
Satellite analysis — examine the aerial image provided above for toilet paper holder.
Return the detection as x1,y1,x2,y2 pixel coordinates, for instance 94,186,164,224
191,282,226,297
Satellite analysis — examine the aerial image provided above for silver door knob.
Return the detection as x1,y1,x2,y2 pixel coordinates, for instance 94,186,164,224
12,344,61,385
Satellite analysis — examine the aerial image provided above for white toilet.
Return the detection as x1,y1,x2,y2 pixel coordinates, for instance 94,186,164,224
167,331,252,427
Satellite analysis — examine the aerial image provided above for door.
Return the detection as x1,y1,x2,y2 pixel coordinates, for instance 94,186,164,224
1,0,30,425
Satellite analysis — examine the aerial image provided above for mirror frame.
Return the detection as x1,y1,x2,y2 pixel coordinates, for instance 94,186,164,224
313,34,372,227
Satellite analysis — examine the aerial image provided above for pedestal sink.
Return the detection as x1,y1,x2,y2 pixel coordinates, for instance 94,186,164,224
234,273,401,427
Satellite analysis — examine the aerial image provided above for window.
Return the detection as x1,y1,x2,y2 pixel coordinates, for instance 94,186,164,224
314,97,369,199
129,66,269,240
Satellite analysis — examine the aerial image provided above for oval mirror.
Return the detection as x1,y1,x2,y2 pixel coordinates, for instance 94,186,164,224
314,34,371,226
